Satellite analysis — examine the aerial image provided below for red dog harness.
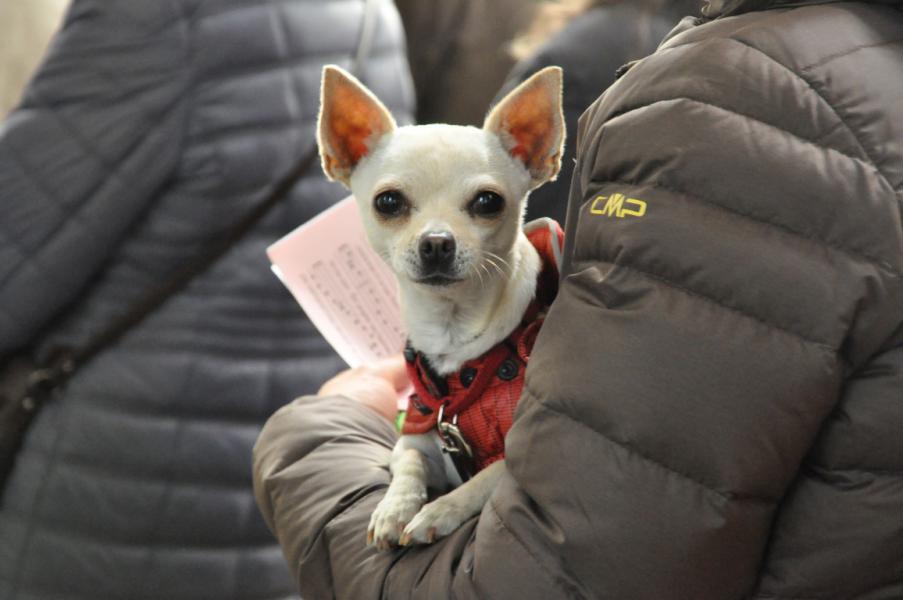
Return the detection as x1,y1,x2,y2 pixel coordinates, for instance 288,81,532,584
402,219,563,476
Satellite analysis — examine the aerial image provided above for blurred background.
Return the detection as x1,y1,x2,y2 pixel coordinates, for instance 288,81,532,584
1,0,700,225
0,0,69,116
2,0,700,121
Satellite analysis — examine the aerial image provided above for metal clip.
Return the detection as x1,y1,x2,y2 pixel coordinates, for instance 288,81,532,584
436,404,474,458
435,403,476,482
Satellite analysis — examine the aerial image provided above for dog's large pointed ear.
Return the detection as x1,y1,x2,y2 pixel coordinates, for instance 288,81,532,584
484,66,565,188
318,66,396,186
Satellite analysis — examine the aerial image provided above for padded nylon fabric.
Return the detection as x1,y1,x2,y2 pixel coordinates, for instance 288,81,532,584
0,1,413,599
253,2,903,599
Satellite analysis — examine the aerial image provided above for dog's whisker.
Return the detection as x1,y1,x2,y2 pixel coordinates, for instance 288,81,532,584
481,261,494,285
471,263,485,288
484,260,503,279
469,261,486,289
479,250,508,275
477,261,491,288
483,250,511,273
481,254,506,279
476,257,497,282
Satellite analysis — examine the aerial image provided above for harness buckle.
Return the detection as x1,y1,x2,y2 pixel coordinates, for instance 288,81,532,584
436,404,476,481
436,404,473,457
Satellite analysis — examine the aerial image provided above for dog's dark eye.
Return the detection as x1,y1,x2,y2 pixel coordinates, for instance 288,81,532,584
469,191,505,217
374,190,408,218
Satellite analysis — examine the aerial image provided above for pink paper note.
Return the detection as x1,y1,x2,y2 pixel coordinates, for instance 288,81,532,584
268,196,406,369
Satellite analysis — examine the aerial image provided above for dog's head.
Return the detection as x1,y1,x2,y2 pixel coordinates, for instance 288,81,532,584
317,65,564,292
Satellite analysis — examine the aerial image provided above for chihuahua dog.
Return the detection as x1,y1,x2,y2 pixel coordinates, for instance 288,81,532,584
317,65,565,549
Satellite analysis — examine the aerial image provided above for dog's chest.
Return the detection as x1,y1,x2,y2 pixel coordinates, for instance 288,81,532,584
402,316,541,472
404,303,509,375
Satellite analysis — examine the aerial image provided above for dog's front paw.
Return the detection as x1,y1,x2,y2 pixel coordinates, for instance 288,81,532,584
368,484,426,550
399,496,474,546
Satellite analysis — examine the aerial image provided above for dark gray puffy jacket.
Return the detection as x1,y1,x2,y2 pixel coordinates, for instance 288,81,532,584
0,1,413,599
253,1,903,598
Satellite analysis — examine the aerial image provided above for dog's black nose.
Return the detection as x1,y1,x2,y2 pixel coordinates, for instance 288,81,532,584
418,232,456,270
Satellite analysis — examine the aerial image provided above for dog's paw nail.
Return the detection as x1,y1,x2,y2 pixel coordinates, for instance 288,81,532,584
366,529,374,545
399,532,412,546
427,527,437,543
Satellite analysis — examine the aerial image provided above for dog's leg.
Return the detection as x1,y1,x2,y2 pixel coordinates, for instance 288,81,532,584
400,459,506,545
368,434,449,550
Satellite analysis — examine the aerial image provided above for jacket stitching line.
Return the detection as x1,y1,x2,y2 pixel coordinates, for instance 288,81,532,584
754,595,842,600
724,37,898,193
196,44,398,91
757,577,903,600
594,175,903,282
753,589,882,600
0,135,90,293
0,83,189,297
593,95,902,278
485,498,587,599
7,396,75,596
799,36,903,74
646,33,900,193
811,119,846,148
11,446,257,490
0,143,56,257
807,463,903,478
0,223,27,266
657,8,796,53
585,258,839,356
603,94,877,179
0,507,279,549
522,385,779,507
196,0,353,20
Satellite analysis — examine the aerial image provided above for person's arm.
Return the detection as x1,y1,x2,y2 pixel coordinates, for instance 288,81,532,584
0,0,191,355
254,35,885,598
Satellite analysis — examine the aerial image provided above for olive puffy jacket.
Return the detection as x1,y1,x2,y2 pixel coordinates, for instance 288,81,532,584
0,1,413,599
253,2,903,598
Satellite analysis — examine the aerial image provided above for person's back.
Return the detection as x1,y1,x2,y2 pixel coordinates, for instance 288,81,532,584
253,1,903,598
0,0,413,598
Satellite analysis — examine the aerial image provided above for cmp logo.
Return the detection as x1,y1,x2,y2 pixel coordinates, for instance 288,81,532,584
590,193,647,218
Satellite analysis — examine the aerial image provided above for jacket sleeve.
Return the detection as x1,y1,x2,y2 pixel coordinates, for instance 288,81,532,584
253,34,894,599
0,0,191,355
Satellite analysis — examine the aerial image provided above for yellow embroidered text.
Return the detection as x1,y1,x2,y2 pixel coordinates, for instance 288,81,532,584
590,193,647,218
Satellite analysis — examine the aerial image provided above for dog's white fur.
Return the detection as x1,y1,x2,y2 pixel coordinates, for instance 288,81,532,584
317,65,564,548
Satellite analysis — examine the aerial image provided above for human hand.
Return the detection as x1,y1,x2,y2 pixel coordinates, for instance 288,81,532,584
318,354,409,421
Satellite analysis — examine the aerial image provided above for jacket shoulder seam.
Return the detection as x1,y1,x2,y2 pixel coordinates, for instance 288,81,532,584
724,36,896,192
799,36,903,75
650,32,898,193
603,95,876,188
